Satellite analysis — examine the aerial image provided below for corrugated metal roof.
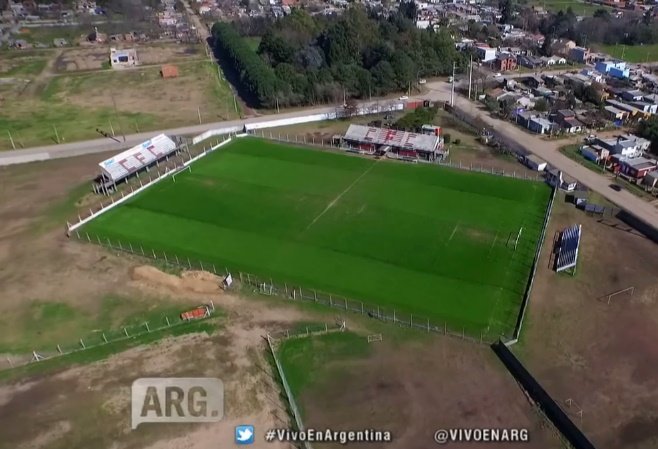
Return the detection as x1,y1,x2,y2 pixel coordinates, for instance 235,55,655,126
99,134,177,182
344,124,441,153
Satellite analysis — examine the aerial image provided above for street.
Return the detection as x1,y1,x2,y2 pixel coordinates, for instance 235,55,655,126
1,73,657,231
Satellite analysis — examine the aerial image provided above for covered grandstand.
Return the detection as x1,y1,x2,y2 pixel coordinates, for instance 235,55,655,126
94,134,182,194
342,124,446,161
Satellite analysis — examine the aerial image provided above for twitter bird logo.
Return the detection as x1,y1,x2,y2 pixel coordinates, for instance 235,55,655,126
235,425,255,445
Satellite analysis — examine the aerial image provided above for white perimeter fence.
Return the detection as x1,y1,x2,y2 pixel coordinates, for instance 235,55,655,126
66,135,240,234
190,101,406,145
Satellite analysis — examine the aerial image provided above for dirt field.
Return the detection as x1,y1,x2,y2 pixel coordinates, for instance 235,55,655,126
516,192,658,449
0,153,317,448
297,337,562,449
1,139,657,448
0,45,237,150
54,44,204,72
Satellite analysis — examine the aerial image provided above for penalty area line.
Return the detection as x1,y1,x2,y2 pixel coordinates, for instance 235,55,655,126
305,159,379,231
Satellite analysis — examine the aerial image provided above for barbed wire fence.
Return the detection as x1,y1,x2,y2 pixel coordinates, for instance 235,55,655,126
70,232,495,345
0,303,217,373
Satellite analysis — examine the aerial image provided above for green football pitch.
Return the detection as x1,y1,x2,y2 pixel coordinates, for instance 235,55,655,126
83,137,552,338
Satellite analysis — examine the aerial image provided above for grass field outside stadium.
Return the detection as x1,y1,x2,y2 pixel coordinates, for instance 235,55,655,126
82,137,552,339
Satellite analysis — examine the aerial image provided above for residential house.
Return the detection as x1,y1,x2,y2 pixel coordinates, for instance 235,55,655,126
517,54,543,69
620,89,646,102
546,168,577,191
643,93,658,104
609,66,630,79
595,60,626,75
541,55,566,66
516,111,555,134
596,136,642,158
604,105,629,121
643,171,658,190
476,45,496,62
522,76,544,89
580,68,604,83
621,133,651,152
569,46,590,64
109,47,138,69
617,157,658,182
552,110,583,133
553,39,576,57
630,101,658,115
494,53,517,71
606,99,644,118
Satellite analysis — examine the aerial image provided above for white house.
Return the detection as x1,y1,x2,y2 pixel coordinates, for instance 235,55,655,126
476,45,496,62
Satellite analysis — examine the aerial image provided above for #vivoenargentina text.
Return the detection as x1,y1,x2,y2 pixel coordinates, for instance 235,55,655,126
265,428,393,444
131,378,224,429
434,427,529,444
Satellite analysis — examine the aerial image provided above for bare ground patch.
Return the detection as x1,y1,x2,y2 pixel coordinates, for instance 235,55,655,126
517,192,658,449
299,337,561,449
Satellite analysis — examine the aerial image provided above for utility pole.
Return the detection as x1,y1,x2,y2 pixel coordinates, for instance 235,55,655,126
53,125,60,144
197,106,202,124
468,55,473,101
7,131,16,150
450,61,456,107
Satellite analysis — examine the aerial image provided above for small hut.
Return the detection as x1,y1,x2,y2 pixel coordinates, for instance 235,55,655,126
160,64,179,79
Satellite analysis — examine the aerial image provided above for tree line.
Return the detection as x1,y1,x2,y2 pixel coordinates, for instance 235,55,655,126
211,6,463,109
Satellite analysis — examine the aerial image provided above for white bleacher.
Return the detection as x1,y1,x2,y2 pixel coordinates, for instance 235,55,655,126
99,134,178,182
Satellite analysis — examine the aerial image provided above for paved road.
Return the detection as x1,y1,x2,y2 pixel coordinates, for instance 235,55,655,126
2,70,657,230
0,106,343,165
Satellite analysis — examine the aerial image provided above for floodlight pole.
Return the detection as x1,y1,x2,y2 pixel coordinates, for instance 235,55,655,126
468,54,473,101
450,61,456,107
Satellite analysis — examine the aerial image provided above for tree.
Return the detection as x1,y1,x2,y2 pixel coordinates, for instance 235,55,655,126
500,0,514,24
534,98,549,112
636,116,658,155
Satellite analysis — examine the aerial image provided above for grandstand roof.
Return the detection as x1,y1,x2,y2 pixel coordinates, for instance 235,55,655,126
99,134,177,182
344,124,441,153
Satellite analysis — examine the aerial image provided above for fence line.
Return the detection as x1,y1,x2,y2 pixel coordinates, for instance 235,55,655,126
66,136,236,234
0,304,217,373
250,129,543,182
266,333,313,449
507,185,558,346
72,232,491,344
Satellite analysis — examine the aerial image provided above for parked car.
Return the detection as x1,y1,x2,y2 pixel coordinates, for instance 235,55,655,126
418,79,427,84
399,95,409,100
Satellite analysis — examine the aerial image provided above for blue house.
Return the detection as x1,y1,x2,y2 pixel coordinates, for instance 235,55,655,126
595,60,629,79
516,111,555,134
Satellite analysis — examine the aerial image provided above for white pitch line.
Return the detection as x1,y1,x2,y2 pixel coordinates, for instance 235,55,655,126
448,223,459,242
305,160,379,231
487,232,499,257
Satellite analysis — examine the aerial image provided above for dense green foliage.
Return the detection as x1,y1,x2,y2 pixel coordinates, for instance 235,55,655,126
212,7,462,108
84,138,551,338
636,116,658,155
394,107,438,131
211,22,281,108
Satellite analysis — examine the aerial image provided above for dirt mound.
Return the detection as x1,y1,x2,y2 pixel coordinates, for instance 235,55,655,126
130,266,223,294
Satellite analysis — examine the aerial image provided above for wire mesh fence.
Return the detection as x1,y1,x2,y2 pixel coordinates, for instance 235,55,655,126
249,129,543,182
70,232,493,345
0,304,217,373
